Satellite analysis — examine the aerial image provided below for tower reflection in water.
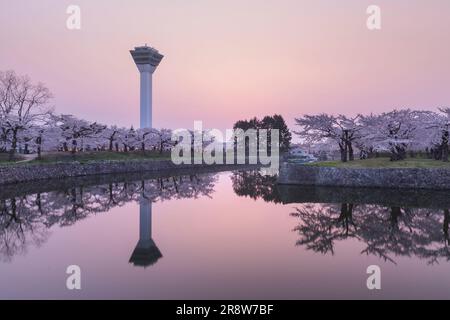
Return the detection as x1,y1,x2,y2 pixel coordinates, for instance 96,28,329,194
129,200,162,267
0,172,218,267
6,169,450,269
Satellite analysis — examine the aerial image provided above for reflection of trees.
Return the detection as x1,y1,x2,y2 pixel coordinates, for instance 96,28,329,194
0,173,217,262
231,170,450,265
290,203,357,256
0,197,50,262
292,204,450,264
231,170,282,203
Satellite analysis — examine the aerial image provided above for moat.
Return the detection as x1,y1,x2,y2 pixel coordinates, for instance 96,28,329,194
1,169,450,299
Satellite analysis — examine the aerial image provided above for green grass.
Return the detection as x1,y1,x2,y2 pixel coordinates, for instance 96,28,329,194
0,151,171,166
308,157,450,168
0,153,25,165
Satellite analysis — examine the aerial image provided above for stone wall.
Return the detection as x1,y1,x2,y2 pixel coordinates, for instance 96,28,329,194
278,162,450,190
0,160,249,185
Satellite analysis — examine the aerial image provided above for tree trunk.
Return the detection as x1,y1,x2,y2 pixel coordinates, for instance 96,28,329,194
390,207,402,229
390,145,407,161
442,131,449,162
339,203,354,236
36,193,43,215
347,141,354,161
8,129,18,161
109,184,114,203
339,142,347,162
359,150,366,160
36,136,42,160
71,139,77,154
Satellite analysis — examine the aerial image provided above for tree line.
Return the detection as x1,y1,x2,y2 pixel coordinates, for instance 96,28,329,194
233,114,292,152
0,71,173,161
7,69,449,165
295,109,450,162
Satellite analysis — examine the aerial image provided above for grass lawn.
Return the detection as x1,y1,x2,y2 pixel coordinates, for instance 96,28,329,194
0,151,171,166
309,157,450,168
0,153,25,165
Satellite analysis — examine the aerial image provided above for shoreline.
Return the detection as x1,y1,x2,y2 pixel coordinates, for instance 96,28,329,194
0,159,259,186
278,162,450,190
6,157,450,190
277,184,450,208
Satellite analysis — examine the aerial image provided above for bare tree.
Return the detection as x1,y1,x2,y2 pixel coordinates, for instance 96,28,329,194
0,71,53,160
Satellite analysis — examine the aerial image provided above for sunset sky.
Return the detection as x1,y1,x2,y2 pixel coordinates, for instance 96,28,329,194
1,0,450,132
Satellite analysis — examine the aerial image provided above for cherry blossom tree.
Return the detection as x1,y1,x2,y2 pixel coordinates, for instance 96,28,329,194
353,113,380,159
0,71,53,160
37,125,61,159
153,128,173,153
134,128,155,152
103,125,120,151
0,114,9,152
359,109,429,161
53,114,106,154
295,114,361,162
118,127,137,152
421,108,450,162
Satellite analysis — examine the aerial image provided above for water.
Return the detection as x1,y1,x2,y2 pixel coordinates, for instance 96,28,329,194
0,169,450,299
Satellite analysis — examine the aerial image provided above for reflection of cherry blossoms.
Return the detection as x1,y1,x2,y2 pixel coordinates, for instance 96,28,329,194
0,173,218,262
0,198,50,262
140,174,216,202
231,169,450,265
292,204,450,265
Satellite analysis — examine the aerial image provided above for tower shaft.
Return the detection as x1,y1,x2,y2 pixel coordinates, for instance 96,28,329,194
139,199,152,241
130,45,164,129
140,71,152,128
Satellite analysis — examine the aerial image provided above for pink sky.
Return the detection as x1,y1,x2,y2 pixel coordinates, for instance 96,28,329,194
1,0,450,132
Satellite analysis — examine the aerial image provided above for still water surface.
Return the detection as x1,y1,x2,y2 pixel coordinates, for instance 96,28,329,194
1,169,450,299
